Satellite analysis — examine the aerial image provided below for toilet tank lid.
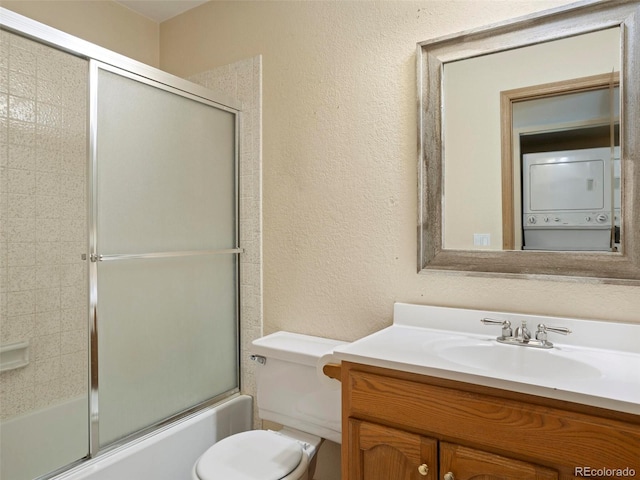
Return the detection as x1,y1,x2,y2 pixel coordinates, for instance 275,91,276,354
251,331,347,366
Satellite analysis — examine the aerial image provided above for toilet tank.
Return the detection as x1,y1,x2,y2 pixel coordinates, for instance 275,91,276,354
251,332,347,444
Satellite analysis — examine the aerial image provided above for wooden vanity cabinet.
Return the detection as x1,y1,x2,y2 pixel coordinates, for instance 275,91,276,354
348,419,557,480
341,362,640,480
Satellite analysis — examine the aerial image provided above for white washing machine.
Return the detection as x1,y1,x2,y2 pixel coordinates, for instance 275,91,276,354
522,146,619,251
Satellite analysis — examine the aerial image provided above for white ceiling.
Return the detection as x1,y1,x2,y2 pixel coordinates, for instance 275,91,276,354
115,0,209,23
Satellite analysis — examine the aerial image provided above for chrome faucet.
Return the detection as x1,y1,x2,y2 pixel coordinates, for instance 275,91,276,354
481,318,571,349
514,320,531,343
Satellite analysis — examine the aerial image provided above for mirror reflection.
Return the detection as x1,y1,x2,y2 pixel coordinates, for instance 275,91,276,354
514,87,620,252
442,27,620,252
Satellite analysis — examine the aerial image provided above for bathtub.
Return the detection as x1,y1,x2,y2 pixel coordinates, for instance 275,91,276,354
1,395,88,480
1,394,253,480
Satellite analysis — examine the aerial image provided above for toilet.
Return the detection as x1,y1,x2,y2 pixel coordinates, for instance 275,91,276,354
192,331,346,480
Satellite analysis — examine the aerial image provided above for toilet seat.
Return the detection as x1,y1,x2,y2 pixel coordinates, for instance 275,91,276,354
195,430,305,480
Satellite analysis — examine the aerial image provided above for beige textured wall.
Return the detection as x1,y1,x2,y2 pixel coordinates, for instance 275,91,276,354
0,0,159,67
160,0,640,342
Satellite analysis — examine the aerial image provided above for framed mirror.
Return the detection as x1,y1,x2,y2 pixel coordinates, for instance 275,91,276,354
418,0,640,283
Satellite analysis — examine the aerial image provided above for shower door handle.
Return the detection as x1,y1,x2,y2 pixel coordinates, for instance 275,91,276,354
93,248,244,262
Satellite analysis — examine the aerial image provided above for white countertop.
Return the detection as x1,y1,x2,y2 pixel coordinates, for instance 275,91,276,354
333,303,640,415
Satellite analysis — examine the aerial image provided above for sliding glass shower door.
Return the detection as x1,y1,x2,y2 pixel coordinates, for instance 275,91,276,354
91,63,240,448
1,11,243,476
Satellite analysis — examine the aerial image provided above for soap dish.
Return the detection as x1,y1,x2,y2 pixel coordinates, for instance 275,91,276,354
0,341,30,372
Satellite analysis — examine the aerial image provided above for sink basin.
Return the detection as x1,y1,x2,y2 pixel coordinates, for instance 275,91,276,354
434,341,602,380
333,304,640,414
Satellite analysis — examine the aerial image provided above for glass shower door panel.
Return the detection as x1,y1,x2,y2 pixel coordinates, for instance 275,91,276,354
97,255,238,446
0,32,89,480
94,65,239,447
96,68,236,254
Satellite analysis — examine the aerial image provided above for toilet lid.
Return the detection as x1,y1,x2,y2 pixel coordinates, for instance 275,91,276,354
196,430,303,480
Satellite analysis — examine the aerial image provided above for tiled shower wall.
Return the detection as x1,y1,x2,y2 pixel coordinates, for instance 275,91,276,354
0,31,88,420
190,56,263,419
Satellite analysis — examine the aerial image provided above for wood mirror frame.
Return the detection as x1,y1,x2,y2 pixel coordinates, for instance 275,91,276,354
417,0,640,284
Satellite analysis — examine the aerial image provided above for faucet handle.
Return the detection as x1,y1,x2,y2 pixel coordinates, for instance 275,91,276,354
481,318,512,338
535,324,572,343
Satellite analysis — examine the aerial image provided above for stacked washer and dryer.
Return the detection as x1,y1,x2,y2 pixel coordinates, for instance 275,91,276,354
522,146,620,251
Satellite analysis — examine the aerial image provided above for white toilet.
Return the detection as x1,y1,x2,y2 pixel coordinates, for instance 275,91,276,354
192,331,346,480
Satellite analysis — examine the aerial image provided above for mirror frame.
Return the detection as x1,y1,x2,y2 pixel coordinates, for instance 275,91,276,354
417,0,640,284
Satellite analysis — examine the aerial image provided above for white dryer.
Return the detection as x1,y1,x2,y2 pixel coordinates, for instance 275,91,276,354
522,146,620,251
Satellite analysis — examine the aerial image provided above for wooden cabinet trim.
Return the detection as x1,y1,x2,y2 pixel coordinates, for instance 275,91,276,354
341,361,640,425
343,362,640,474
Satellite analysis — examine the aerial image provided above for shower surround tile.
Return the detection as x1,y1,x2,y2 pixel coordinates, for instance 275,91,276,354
7,265,36,291
8,96,35,122
0,32,88,421
7,144,35,170
7,167,35,194
6,290,35,316
9,70,36,99
7,242,34,267
35,310,61,336
8,192,35,218
32,332,61,362
0,313,34,345
7,119,35,146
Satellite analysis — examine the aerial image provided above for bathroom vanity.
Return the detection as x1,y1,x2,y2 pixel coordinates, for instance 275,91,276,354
332,304,640,480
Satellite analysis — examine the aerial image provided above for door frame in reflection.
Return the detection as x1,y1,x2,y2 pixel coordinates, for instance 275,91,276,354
500,72,620,250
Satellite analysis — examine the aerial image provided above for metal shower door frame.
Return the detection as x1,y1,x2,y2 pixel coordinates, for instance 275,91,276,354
88,60,243,456
1,6,243,470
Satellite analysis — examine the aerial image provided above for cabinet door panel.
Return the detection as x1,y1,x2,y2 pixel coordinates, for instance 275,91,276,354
440,442,558,480
348,420,437,480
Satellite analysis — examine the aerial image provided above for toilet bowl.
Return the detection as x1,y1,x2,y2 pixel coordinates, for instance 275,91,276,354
191,428,321,480
191,332,345,480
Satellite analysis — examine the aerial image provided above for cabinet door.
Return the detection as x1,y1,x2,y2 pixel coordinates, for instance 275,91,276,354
440,443,558,480
347,419,437,480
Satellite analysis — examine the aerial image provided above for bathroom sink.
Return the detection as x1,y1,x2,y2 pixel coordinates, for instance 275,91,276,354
333,303,640,415
433,341,602,380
